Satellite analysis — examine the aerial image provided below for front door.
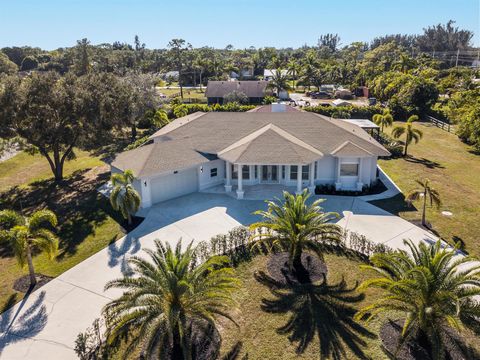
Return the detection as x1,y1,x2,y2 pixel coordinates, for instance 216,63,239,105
261,165,279,183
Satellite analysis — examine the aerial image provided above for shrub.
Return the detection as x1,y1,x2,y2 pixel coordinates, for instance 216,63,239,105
123,135,151,151
263,95,277,104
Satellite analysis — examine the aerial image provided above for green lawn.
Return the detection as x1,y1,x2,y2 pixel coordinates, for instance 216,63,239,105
158,87,207,100
372,122,480,255
219,254,480,359
0,151,122,309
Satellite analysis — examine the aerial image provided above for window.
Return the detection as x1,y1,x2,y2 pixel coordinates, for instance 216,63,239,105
340,163,359,176
210,168,217,177
281,165,285,179
242,165,250,179
254,165,258,179
290,165,298,180
302,165,309,180
232,164,238,179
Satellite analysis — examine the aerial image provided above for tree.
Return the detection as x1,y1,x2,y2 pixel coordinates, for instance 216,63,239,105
249,190,342,280
73,38,91,75
223,90,248,104
372,109,394,132
20,55,38,71
391,115,423,156
287,59,300,90
0,72,124,181
110,170,141,225
167,39,192,98
0,52,19,74
103,240,238,359
0,209,58,287
393,54,416,73
267,69,292,97
416,20,474,52
356,239,480,359
406,178,441,227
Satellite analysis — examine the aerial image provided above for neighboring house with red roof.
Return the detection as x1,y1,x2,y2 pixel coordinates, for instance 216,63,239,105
111,107,390,207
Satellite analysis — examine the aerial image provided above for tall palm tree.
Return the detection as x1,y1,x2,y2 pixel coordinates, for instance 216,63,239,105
103,240,239,359
356,239,480,359
267,68,292,98
287,59,300,91
249,190,342,277
372,110,394,132
393,53,416,73
406,178,441,227
391,115,423,156
0,209,58,286
110,169,141,225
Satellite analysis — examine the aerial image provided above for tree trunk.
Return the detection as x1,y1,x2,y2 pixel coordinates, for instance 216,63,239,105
422,191,427,227
131,123,137,141
171,335,184,360
26,246,37,287
403,141,409,156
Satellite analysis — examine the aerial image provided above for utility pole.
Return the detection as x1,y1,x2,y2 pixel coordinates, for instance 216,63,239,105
455,49,460,67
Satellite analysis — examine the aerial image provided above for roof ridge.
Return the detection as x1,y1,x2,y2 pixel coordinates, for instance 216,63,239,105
331,140,373,156
149,112,207,140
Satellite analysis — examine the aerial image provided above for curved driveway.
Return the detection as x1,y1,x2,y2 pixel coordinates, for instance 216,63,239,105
0,192,440,359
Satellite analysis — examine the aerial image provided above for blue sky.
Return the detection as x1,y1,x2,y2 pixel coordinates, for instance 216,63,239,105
1,0,479,49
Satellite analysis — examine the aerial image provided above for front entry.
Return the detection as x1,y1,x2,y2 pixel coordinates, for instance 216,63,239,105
261,165,279,183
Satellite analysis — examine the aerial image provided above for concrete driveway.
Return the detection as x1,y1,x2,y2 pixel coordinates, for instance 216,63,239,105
0,192,441,359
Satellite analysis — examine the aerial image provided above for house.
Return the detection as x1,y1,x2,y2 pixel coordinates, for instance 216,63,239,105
205,80,269,105
230,68,255,80
111,108,390,208
263,69,288,81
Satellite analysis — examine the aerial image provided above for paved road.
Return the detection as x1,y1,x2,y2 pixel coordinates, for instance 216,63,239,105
0,192,443,359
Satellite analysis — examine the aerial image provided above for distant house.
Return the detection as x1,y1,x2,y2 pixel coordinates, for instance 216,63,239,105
263,69,288,81
230,69,254,80
205,80,269,105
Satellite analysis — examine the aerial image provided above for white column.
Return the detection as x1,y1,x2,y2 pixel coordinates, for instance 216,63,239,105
308,162,315,193
335,157,342,191
236,163,244,199
296,164,302,194
225,161,232,192
356,158,363,191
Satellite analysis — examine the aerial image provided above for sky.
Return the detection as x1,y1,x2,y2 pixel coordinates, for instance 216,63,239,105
1,0,479,50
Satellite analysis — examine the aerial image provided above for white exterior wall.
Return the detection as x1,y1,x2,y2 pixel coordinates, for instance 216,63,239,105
198,159,226,190
316,156,336,183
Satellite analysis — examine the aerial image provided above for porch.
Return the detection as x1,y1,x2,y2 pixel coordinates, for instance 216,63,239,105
202,183,298,201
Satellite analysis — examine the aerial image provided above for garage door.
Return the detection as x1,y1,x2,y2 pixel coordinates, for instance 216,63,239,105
151,167,198,204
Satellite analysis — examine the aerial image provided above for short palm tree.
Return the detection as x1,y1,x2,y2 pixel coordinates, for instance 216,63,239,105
0,209,58,287
267,68,292,97
356,239,480,359
249,190,342,276
103,240,239,359
110,169,141,225
372,110,394,133
391,115,423,156
406,178,441,227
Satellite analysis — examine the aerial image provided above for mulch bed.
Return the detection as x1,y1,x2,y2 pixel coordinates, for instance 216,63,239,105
119,215,145,233
267,252,327,285
380,319,478,360
13,273,53,293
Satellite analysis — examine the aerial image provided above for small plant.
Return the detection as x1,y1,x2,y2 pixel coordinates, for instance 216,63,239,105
0,209,58,287
263,95,277,104
391,115,423,156
406,178,441,227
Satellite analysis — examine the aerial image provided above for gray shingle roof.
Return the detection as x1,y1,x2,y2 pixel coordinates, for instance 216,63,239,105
205,81,268,98
112,111,390,178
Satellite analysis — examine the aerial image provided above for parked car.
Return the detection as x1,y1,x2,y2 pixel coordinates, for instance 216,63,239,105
310,91,331,99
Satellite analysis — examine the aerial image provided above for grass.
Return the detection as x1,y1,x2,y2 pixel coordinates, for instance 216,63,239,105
218,253,480,359
158,87,207,100
372,121,480,255
0,152,122,309
0,149,103,192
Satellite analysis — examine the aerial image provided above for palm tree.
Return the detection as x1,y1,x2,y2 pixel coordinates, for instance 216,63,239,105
391,115,423,156
249,190,342,278
356,239,480,359
406,178,441,227
0,209,58,287
393,53,416,73
372,110,394,132
103,240,239,359
110,169,141,226
267,68,292,98
287,59,300,91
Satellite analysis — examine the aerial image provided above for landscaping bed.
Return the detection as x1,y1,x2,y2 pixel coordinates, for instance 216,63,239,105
315,179,387,196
